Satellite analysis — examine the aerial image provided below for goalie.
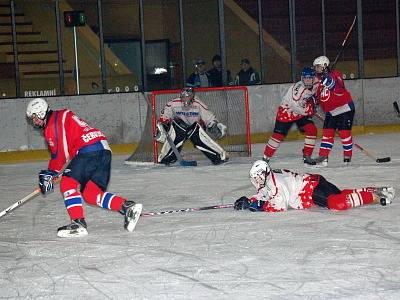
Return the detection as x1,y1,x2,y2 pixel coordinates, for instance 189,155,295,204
155,87,228,165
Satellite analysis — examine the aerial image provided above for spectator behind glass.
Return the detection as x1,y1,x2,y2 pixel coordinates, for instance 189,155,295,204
186,59,211,88
208,54,232,87
234,58,261,86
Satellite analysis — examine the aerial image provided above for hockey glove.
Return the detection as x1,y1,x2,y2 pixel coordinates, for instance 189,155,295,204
234,197,266,212
207,122,227,139
38,169,58,195
234,196,251,210
321,74,335,90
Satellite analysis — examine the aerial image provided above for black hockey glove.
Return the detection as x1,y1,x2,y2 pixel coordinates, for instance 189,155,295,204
234,196,251,210
38,169,58,195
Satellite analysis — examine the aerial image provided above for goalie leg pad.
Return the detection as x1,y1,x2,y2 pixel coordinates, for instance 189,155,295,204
158,125,187,164
189,125,226,164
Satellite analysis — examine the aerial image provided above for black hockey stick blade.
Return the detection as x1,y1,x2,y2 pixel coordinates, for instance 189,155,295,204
393,101,400,117
376,157,391,163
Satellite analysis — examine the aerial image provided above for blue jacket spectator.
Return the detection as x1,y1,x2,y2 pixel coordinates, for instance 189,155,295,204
186,59,211,88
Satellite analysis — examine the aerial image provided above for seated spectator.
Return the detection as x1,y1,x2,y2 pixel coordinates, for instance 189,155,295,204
186,59,211,88
234,58,261,86
208,54,232,87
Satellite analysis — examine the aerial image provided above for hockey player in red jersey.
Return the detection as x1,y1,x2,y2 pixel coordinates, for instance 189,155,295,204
155,87,228,165
234,160,395,213
308,55,355,167
26,98,142,238
263,67,318,165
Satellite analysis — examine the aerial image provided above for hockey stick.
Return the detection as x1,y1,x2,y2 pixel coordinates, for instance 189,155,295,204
0,188,41,219
393,101,400,117
141,203,233,217
314,113,391,163
164,129,197,167
331,15,357,70
0,175,62,219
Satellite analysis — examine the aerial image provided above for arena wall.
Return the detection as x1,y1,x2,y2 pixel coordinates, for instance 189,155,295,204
0,77,399,162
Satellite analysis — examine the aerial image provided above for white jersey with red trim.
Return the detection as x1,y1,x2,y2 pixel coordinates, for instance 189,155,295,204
159,96,218,127
276,81,317,122
250,169,320,212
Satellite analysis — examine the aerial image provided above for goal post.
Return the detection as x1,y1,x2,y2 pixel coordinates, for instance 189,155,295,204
125,86,251,164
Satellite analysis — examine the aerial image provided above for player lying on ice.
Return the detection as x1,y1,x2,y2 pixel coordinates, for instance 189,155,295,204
155,87,228,165
26,98,142,238
234,160,395,212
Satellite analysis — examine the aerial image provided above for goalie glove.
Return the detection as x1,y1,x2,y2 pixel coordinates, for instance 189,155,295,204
155,122,167,143
207,122,227,140
38,169,58,195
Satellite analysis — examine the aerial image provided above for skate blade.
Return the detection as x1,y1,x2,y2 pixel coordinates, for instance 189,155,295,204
57,227,88,238
125,203,143,232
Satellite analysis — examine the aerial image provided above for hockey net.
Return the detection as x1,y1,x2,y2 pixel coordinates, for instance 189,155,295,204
125,86,251,164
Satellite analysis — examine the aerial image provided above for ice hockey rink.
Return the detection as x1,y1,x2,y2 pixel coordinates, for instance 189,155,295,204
1,132,400,299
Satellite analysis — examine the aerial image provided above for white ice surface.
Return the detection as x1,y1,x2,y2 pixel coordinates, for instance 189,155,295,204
1,132,400,299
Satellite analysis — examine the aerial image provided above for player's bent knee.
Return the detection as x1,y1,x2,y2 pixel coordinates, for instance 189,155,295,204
82,180,103,205
60,176,80,194
303,123,317,135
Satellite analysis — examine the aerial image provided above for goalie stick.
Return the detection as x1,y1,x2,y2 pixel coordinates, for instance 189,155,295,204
164,129,198,167
393,101,400,117
141,203,233,217
314,113,391,163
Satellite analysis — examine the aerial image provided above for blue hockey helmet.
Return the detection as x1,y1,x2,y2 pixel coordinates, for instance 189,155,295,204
301,67,316,88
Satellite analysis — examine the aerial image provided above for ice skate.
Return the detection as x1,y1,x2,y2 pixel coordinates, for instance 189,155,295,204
122,200,142,232
313,156,328,167
374,187,395,206
303,155,315,166
57,218,88,238
343,156,351,166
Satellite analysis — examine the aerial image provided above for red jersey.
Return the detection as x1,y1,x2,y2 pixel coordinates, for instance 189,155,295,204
44,109,107,172
315,70,353,114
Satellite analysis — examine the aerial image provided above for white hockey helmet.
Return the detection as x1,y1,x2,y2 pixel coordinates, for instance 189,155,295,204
26,98,49,128
249,160,271,189
313,56,330,68
26,98,48,119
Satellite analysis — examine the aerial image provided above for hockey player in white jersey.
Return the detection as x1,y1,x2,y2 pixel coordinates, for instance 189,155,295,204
263,67,318,165
234,160,395,212
155,87,228,165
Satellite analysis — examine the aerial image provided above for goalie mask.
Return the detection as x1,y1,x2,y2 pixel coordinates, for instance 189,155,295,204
26,97,49,128
249,160,271,189
180,87,194,107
